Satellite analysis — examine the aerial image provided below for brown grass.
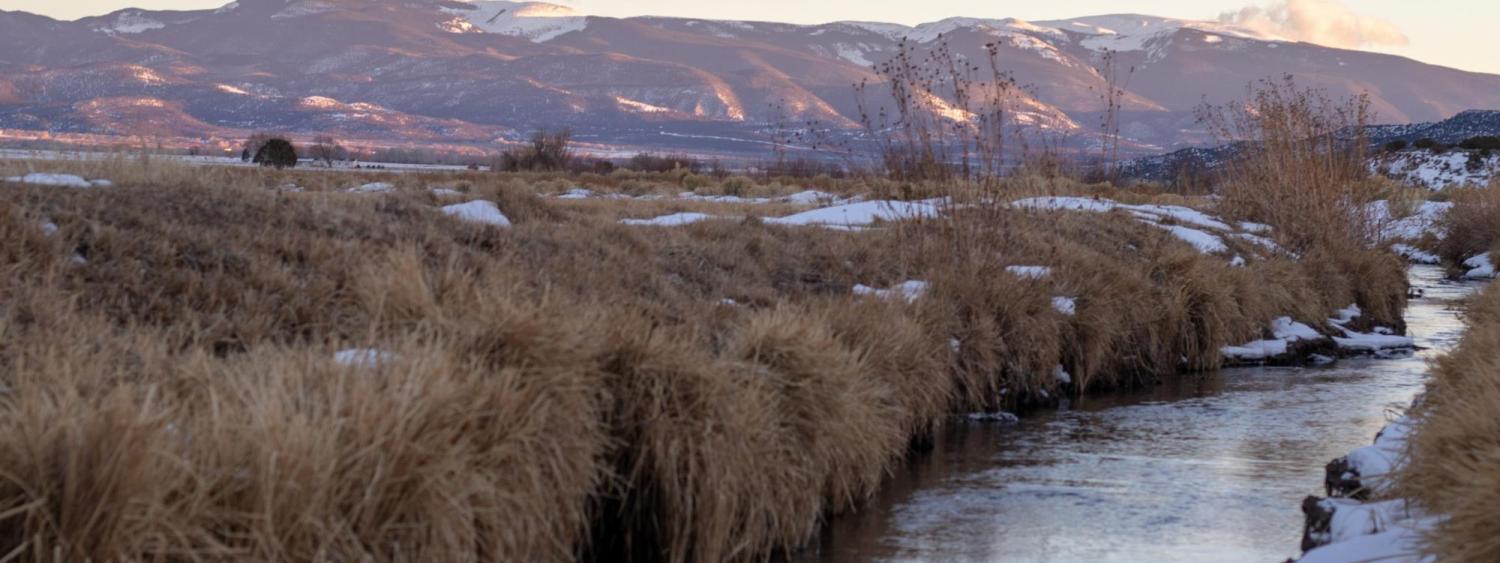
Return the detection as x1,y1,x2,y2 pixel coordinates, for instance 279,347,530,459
1198,75,1382,254
1435,180,1500,270
1398,282,1500,562
0,155,1409,562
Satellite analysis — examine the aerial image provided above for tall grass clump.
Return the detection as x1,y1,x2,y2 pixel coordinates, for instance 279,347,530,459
1435,179,1500,267
1199,75,1381,253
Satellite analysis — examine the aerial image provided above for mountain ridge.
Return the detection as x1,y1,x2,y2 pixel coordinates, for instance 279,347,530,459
2,1,1499,158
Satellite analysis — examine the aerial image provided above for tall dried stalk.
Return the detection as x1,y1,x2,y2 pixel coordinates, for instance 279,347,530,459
1198,75,1379,252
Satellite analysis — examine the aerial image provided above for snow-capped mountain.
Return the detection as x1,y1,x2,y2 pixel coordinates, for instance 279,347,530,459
2,0,1499,157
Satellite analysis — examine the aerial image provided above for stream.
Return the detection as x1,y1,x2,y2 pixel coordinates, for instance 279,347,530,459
796,265,1479,563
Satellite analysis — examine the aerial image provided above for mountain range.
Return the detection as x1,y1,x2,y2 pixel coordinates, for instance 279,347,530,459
3,0,1500,159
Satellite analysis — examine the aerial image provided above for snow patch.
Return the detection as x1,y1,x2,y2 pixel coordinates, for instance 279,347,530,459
440,1,588,42
96,11,166,34
1222,316,1323,362
1006,265,1052,280
441,200,512,227
620,212,719,227
3,173,110,189
1052,296,1077,316
767,199,943,228
853,281,929,304
1463,253,1495,279
334,349,396,368
347,182,394,193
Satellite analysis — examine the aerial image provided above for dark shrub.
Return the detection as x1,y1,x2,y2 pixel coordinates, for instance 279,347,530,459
1414,138,1438,149
1383,139,1408,152
253,138,298,169
1459,136,1500,151
495,129,573,172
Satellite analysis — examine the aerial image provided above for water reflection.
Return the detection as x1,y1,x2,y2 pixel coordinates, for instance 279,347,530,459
797,266,1478,563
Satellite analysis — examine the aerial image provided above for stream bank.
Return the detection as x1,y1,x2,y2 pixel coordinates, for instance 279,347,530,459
794,266,1476,563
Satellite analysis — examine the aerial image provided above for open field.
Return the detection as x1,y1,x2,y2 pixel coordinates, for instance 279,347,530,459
0,155,1414,562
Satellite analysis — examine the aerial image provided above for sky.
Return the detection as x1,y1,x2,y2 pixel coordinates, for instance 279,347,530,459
6,0,1497,74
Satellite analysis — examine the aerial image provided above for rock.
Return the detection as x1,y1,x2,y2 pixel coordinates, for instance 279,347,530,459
1324,456,1369,499
1301,496,1335,552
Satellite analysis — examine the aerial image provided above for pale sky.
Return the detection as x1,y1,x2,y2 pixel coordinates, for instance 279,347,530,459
6,0,1497,74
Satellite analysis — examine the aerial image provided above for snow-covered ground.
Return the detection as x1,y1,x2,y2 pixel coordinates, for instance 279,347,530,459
1013,196,1280,259
562,187,854,207
1372,150,1499,190
441,200,511,227
2,173,113,188
1369,201,1452,242
620,212,719,227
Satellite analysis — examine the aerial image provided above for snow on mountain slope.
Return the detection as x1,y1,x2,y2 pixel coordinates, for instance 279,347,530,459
1043,14,1280,52
440,1,587,42
93,10,167,34
1372,150,1500,189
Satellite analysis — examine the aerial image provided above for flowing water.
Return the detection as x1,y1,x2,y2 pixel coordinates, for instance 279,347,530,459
796,266,1479,563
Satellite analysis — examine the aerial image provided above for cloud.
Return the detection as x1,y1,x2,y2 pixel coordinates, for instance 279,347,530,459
1219,0,1409,49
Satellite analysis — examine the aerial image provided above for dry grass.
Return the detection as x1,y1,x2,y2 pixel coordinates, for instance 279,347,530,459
1435,180,1500,269
1398,283,1500,562
0,155,1409,561
1199,76,1382,255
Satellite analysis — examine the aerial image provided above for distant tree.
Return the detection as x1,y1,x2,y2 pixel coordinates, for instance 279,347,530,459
307,135,345,167
1383,139,1408,152
1459,136,1500,151
494,129,574,172
243,132,275,156
253,138,298,169
240,148,251,162
1414,138,1438,149
1467,150,1488,172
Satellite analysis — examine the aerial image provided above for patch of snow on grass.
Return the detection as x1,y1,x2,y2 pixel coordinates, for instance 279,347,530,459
1013,196,1117,213
334,349,396,368
4,173,107,188
781,190,840,205
441,200,512,227
1053,365,1072,384
1463,253,1494,279
1052,296,1077,316
768,199,942,228
1160,225,1228,254
620,212,719,227
1370,201,1453,241
853,281,929,303
348,182,394,193
1006,265,1052,279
